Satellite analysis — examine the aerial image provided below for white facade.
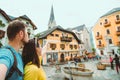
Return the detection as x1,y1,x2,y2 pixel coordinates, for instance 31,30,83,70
72,26,92,55
0,10,37,47
0,13,9,46
18,18,35,39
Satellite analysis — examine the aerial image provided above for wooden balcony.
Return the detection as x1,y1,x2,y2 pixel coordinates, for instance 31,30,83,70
103,22,111,27
96,35,102,40
116,41,120,46
115,19,120,24
61,37,72,42
97,44,104,48
116,31,120,36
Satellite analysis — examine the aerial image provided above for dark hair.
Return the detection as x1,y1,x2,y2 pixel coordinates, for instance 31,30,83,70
115,54,118,58
22,39,40,68
7,20,27,41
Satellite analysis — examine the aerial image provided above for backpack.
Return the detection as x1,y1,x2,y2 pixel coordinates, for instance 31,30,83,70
5,47,23,80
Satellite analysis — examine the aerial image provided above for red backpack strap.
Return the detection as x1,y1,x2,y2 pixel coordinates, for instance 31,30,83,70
5,48,23,80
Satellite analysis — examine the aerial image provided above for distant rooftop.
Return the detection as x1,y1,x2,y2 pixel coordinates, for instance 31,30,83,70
35,25,81,43
67,24,85,32
19,15,31,20
8,15,16,20
101,7,120,18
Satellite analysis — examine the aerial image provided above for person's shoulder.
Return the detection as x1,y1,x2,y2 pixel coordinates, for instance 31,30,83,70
0,47,14,69
0,47,13,57
25,64,39,73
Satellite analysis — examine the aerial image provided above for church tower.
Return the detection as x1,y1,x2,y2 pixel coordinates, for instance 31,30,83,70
48,5,56,29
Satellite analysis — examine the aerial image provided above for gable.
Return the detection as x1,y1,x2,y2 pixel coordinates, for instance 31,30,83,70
0,13,9,24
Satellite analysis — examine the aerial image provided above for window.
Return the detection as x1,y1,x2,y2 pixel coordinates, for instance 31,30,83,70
117,27,120,31
55,34,59,37
97,32,99,36
69,45,73,49
68,53,69,56
106,29,110,34
98,41,101,45
50,34,54,36
50,44,56,49
26,22,29,25
116,15,120,20
74,45,77,49
108,39,112,44
105,19,108,24
100,22,102,25
60,44,65,50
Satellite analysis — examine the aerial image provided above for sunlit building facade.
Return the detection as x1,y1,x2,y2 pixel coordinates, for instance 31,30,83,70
36,26,81,65
92,7,120,55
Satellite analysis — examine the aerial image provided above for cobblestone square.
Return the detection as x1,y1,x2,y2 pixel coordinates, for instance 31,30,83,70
43,61,120,80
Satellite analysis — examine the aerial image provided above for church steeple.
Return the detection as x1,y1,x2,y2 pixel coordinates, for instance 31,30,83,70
48,5,56,29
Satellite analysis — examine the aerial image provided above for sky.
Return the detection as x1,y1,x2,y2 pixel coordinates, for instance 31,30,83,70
0,0,120,34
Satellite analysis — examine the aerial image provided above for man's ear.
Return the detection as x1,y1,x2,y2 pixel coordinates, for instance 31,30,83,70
18,30,24,39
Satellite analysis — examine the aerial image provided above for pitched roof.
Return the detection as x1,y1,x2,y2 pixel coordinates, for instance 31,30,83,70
0,9,11,21
19,15,31,20
8,15,16,20
100,7,120,18
67,24,85,31
73,24,85,31
18,15,37,30
0,9,37,30
35,25,81,44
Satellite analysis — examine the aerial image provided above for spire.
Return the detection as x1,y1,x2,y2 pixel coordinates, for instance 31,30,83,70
48,5,56,29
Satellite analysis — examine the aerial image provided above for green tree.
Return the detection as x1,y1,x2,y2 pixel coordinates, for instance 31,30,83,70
0,20,5,27
117,46,120,55
92,48,96,53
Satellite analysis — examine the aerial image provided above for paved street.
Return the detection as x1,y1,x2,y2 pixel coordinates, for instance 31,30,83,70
43,60,120,80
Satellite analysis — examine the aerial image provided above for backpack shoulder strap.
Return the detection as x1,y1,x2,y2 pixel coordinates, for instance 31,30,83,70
5,47,23,80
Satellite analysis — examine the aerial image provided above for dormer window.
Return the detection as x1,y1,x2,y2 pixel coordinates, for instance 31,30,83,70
50,34,54,36
26,22,29,25
105,19,108,24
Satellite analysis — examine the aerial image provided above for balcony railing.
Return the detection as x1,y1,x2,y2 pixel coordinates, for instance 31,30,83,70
61,37,72,42
103,22,111,27
96,35,102,40
116,31,120,36
97,44,104,48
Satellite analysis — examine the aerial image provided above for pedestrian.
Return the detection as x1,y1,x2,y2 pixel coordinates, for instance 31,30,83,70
74,55,78,66
113,54,120,74
109,55,114,70
22,38,47,80
0,20,29,80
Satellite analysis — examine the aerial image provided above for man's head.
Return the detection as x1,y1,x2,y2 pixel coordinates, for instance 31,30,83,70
7,20,29,44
